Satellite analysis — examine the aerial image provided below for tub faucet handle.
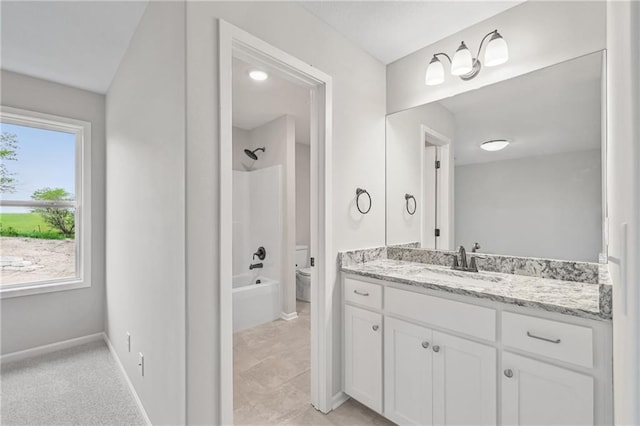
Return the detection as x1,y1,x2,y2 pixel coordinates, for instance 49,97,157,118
253,246,266,261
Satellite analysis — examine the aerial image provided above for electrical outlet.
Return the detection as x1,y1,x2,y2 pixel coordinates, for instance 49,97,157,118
126,332,131,352
138,352,144,377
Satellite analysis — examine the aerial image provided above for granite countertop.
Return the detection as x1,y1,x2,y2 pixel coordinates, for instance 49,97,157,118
342,258,611,321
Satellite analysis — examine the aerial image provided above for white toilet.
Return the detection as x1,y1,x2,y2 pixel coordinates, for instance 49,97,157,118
295,245,311,302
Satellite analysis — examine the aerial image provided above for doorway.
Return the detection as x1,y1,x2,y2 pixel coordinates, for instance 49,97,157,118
420,125,452,250
219,21,333,424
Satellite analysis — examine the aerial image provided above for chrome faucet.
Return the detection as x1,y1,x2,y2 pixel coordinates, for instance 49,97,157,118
458,245,468,269
452,244,485,273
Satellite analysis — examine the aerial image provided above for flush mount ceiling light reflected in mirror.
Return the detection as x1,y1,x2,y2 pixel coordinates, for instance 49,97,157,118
425,29,509,86
249,70,269,81
480,139,510,151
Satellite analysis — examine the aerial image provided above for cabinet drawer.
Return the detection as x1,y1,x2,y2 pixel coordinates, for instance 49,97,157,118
385,287,496,341
344,277,382,310
502,312,593,368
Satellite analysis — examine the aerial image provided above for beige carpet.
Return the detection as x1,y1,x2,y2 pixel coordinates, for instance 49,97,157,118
1,340,146,425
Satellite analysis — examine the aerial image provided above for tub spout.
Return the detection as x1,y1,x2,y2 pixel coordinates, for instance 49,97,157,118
249,262,263,270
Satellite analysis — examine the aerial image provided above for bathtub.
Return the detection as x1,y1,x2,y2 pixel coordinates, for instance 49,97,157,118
232,273,281,332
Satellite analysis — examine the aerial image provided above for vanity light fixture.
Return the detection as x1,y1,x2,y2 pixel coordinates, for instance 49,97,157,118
249,70,269,81
480,139,510,151
425,29,509,86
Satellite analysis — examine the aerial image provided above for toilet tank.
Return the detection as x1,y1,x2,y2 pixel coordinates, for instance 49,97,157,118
295,245,309,269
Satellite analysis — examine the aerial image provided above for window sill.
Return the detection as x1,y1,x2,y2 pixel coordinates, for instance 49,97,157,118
0,278,90,299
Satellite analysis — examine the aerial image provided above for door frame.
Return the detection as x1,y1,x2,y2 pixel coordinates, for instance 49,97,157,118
420,125,452,250
218,20,334,423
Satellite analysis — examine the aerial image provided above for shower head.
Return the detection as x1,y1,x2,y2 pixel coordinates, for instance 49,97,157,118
244,147,265,160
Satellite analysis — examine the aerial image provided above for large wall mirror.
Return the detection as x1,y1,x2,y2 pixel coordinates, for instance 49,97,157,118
386,51,606,262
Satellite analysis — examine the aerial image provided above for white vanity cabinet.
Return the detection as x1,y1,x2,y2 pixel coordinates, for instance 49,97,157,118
384,317,433,425
384,317,496,425
501,352,594,426
342,273,612,426
344,304,383,413
432,331,497,425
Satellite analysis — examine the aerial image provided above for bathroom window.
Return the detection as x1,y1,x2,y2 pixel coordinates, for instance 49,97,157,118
0,107,92,297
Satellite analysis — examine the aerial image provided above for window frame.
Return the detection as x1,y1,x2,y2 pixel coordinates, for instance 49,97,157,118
0,106,92,298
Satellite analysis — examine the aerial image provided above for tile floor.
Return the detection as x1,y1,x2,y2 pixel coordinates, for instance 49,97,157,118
233,300,393,425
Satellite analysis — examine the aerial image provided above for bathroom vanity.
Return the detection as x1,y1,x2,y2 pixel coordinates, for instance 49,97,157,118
340,250,612,425
342,43,612,425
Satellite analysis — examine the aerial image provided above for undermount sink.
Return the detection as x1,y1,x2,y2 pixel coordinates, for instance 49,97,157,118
418,265,504,284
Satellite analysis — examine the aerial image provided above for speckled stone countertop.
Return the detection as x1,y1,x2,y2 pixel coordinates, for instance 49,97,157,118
342,258,611,321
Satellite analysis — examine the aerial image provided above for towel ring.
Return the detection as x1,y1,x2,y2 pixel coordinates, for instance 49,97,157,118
405,194,417,215
356,188,372,214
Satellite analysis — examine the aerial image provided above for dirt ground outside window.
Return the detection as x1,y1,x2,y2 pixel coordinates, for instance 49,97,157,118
0,237,76,286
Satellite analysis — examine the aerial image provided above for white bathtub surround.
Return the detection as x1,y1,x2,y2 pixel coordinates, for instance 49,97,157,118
232,165,284,332
232,166,283,285
233,115,298,319
232,274,281,332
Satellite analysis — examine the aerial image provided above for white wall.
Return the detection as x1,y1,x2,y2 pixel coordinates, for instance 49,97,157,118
0,71,105,355
386,102,454,246
387,1,606,114
105,2,185,424
606,2,640,424
185,3,386,422
455,150,602,262
232,170,250,277
296,143,310,248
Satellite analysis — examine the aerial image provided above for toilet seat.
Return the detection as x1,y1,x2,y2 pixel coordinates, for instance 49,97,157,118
297,267,312,277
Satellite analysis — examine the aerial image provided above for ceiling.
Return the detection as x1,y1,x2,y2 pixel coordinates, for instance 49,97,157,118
0,1,524,95
232,57,311,145
1,1,148,94
299,1,524,64
438,52,603,165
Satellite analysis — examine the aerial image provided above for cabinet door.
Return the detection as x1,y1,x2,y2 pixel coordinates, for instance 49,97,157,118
501,352,593,426
344,304,383,413
432,331,497,426
384,317,433,425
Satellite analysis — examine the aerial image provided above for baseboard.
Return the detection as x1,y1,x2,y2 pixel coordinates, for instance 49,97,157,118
103,334,152,426
332,391,350,410
1,332,104,364
281,311,298,321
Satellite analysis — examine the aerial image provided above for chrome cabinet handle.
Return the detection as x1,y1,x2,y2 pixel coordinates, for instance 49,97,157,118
432,345,440,353
372,325,379,331
527,331,561,344
504,369,513,378
421,341,430,349
353,290,370,296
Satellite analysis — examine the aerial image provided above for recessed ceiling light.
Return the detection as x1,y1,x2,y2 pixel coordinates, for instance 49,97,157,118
249,70,268,81
480,139,510,151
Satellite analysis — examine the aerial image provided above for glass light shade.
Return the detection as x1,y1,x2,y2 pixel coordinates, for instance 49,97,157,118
480,139,510,151
484,33,509,67
249,70,269,81
425,57,445,86
451,42,473,76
